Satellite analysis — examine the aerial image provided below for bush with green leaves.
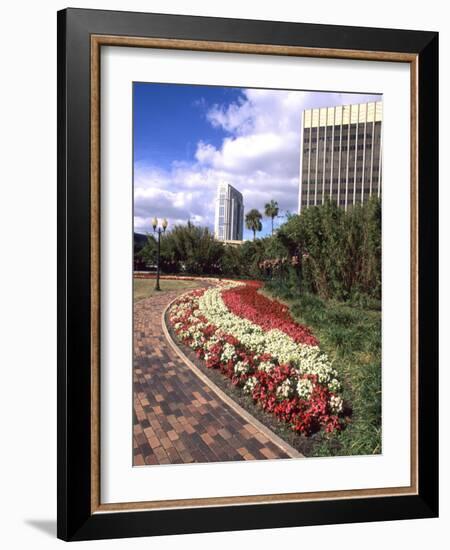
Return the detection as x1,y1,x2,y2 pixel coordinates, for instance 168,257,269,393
138,197,381,302
276,197,381,300
139,222,223,275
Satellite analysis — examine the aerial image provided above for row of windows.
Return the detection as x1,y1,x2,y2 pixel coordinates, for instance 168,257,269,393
303,135,380,148
302,191,378,204
303,165,380,183
306,158,376,170
304,141,378,153
301,196,378,207
304,143,380,154
304,122,381,135
302,179,381,190
303,186,380,193
302,181,381,193
314,131,376,142
303,124,380,138
300,197,379,207
310,166,374,177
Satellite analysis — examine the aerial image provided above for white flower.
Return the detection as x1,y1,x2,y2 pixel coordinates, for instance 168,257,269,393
296,378,314,400
276,378,294,399
243,376,257,394
220,342,236,362
329,395,344,413
257,361,275,373
328,378,341,393
234,360,250,375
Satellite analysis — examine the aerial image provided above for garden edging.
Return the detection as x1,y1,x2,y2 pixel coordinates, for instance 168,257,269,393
161,291,304,460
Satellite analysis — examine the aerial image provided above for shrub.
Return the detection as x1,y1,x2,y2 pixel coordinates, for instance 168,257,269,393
276,197,381,301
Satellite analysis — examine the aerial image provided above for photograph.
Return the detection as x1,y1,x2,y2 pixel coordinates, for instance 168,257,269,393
132,82,383,465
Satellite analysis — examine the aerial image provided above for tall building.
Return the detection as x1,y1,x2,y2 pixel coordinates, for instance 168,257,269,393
299,100,383,212
214,183,244,241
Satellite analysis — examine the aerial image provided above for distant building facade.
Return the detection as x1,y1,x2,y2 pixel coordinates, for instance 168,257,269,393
214,183,244,241
299,101,383,212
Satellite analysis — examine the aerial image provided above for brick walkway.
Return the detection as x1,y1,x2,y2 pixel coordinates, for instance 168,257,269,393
133,286,291,465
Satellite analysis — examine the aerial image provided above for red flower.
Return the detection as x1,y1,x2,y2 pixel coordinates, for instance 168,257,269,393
222,283,319,346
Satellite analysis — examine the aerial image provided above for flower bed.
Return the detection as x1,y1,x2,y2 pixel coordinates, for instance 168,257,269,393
168,282,345,436
222,281,319,346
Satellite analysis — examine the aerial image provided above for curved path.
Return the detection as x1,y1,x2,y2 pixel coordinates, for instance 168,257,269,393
133,284,294,465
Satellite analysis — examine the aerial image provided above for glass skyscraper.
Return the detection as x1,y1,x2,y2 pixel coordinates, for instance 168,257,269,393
299,100,383,212
214,183,244,242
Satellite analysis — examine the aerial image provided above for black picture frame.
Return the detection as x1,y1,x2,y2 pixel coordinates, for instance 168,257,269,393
57,7,438,541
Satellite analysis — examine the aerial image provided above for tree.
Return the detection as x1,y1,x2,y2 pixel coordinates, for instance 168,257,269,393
245,209,263,241
264,200,279,235
161,222,223,275
138,234,158,267
276,197,381,300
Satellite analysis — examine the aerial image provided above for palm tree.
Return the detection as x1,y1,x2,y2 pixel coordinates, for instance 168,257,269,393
245,209,263,241
264,200,279,235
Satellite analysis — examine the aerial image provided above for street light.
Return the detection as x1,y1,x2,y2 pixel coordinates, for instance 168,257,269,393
151,217,168,291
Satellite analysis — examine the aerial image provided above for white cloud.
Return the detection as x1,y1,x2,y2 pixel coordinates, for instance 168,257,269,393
134,164,218,233
196,131,299,177
134,88,381,237
206,97,254,134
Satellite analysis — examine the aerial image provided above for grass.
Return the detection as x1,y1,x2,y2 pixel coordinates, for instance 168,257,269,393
133,278,201,303
262,282,382,457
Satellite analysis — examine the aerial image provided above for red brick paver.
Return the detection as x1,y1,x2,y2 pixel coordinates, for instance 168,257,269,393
133,286,291,465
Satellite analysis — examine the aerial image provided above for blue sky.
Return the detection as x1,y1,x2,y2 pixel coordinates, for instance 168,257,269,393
134,83,241,170
133,83,381,240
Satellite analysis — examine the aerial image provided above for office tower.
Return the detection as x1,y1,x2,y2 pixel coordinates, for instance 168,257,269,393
214,183,244,241
299,101,382,212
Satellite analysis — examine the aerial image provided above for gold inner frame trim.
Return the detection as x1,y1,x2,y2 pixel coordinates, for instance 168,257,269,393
90,34,419,514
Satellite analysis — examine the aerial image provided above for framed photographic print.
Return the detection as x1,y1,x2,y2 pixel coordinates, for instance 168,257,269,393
57,8,438,541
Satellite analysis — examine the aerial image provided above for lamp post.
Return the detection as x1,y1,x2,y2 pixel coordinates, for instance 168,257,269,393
151,217,168,291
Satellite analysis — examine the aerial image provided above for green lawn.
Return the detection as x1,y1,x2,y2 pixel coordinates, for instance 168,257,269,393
133,278,201,303
261,284,382,457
